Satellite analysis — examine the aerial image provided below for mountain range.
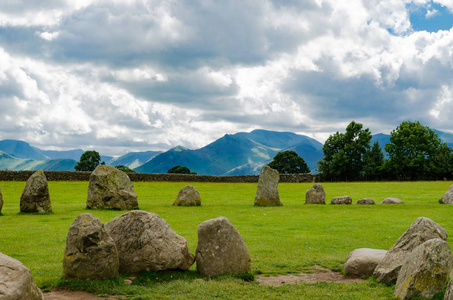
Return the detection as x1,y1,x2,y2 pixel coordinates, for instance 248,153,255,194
1,129,452,175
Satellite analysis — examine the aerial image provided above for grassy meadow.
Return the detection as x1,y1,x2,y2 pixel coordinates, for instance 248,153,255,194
1,180,453,299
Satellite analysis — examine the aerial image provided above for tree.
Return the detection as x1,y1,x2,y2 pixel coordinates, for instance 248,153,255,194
363,141,385,180
268,150,310,174
318,121,372,181
167,165,194,174
74,150,101,171
115,165,136,173
384,120,445,180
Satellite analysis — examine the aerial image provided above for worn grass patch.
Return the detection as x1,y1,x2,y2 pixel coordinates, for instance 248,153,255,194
0,180,452,299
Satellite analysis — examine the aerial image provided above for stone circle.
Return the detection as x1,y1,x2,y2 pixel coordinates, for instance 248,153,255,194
173,185,201,206
331,195,352,204
380,197,404,204
254,165,282,206
62,213,119,280
20,170,52,213
373,217,448,283
105,210,194,273
305,184,326,204
86,165,138,210
357,198,375,205
196,216,251,276
0,252,44,300
394,238,453,300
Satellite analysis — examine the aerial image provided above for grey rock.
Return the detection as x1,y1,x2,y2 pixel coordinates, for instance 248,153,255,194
374,217,448,283
444,279,453,300
380,197,404,204
305,184,326,204
20,170,52,213
357,198,375,205
0,252,44,300
173,185,201,206
254,166,282,206
331,195,352,205
196,216,251,276
86,165,138,210
442,184,453,204
62,213,119,280
344,248,387,276
105,210,194,273
395,239,453,300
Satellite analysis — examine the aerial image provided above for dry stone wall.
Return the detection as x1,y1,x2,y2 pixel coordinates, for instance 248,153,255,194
0,170,318,183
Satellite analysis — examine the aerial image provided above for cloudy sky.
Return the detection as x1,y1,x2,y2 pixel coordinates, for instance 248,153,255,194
1,0,453,155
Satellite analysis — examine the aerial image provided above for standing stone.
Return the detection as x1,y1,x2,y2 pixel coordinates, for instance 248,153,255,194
380,197,404,204
86,165,138,210
254,166,282,206
20,170,52,213
196,216,251,276
394,239,453,300
442,184,453,204
357,198,375,205
305,184,326,204
0,187,3,214
62,213,119,280
331,195,352,204
444,279,453,300
373,217,448,283
344,248,388,277
0,252,44,300
173,185,201,206
105,210,194,273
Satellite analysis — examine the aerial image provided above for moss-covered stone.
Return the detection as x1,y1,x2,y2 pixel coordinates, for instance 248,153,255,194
20,170,52,213
394,238,453,300
62,213,119,280
86,165,138,210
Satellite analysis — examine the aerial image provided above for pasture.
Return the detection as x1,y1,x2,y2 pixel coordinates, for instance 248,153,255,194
1,180,452,299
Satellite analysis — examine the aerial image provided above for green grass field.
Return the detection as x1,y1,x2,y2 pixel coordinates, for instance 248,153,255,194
1,180,452,299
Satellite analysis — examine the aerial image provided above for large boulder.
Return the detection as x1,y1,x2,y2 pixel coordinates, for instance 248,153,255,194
357,198,375,205
373,217,448,283
86,165,138,210
331,195,352,205
0,252,44,300
380,197,404,204
344,248,388,277
20,170,52,213
442,184,453,204
105,210,194,273
196,216,251,276
173,185,201,206
305,184,326,204
254,166,282,206
394,239,453,300
62,213,119,280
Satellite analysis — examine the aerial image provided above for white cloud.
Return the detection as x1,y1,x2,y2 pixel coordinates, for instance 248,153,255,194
0,0,453,154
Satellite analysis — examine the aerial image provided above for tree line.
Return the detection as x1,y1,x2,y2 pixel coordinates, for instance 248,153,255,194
268,120,453,181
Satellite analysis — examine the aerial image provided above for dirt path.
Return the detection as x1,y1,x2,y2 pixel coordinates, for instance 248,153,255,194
45,266,365,298
44,288,127,300
255,265,366,286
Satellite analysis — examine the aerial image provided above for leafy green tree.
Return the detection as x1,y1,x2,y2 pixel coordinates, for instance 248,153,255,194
268,150,310,174
384,120,444,180
363,141,385,180
429,143,453,180
167,165,193,174
318,121,372,181
115,165,136,173
74,150,101,171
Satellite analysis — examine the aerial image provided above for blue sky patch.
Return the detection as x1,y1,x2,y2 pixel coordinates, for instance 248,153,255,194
409,2,453,32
